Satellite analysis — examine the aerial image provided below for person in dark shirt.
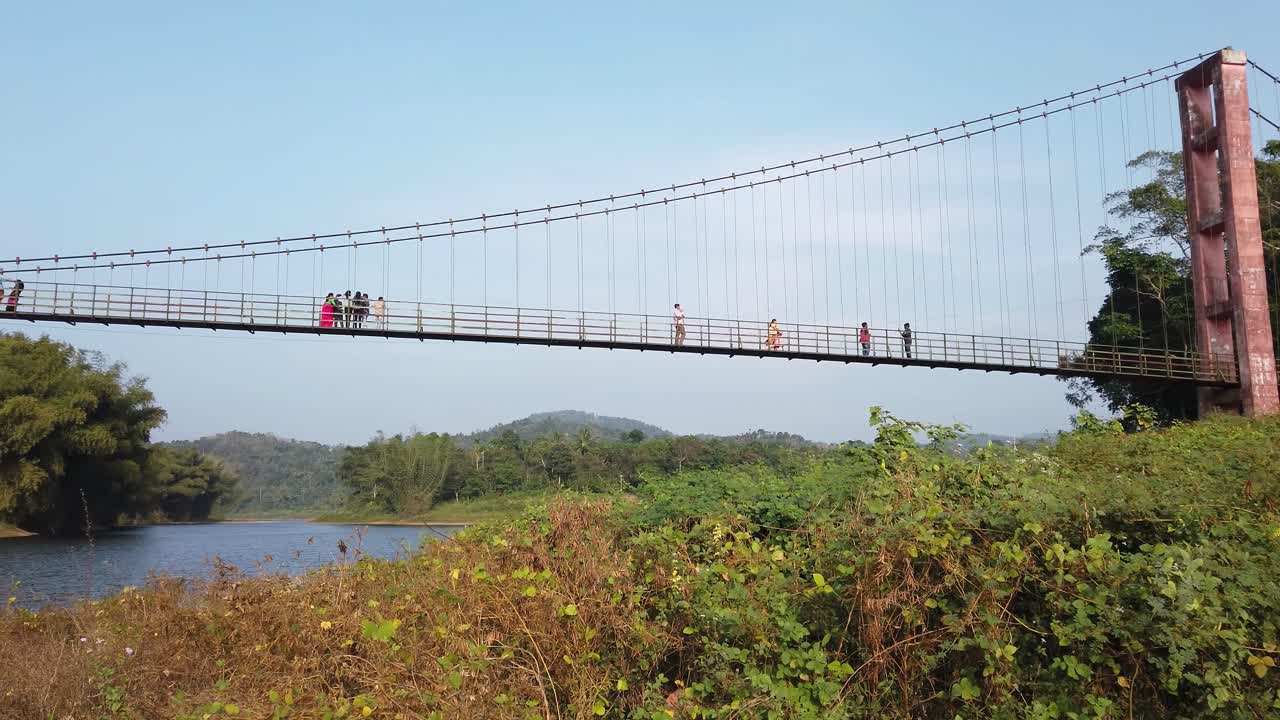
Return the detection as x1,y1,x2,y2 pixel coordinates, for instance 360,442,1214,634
353,292,369,328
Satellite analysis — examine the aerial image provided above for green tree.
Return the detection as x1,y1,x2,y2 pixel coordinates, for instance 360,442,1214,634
0,333,167,534
339,433,458,514
1067,143,1280,421
144,447,241,522
332,422,820,515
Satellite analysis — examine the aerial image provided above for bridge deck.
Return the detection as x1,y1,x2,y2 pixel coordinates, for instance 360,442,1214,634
0,281,1239,387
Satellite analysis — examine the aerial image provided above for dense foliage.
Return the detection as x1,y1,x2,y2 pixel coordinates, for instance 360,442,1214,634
338,427,824,514
1068,142,1280,421
6,410,1280,718
0,333,238,534
162,431,342,515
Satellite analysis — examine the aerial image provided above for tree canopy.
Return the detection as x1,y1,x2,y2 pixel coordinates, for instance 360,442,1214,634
337,426,823,515
1067,141,1280,421
0,333,238,534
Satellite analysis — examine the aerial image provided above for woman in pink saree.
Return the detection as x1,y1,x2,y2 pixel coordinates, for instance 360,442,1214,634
319,293,336,328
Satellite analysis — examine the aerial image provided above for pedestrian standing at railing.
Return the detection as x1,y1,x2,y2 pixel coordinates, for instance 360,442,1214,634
349,292,362,329
672,303,686,346
340,290,352,328
319,293,336,328
357,292,370,328
4,281,23,313
900,323,912,359
859,322,871,356
372,296,386,329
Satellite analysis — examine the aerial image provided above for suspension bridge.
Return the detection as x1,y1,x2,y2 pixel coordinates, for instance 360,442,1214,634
3,49,1279,415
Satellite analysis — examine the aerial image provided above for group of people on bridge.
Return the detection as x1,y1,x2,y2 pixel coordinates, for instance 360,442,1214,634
304,289,918,359
672,302,914,358
319,291,385,329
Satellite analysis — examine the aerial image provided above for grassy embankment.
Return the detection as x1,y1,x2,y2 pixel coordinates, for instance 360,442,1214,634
4,412,1280,719
213,492,559,526
310,490,564,526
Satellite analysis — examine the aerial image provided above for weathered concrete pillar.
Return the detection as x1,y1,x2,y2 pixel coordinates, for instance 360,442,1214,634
1176,48,1279,417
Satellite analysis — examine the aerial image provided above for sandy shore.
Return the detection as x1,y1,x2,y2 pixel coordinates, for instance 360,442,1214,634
0,527,34,539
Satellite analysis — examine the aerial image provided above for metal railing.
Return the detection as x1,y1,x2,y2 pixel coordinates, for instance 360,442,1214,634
0,280,1240,386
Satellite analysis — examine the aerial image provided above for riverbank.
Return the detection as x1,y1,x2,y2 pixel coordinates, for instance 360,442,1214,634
0,524,32,538
5,414,1279,718
309,490,565,526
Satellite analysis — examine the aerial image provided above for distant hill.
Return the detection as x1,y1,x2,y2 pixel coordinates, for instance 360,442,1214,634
705,429,820,447
945,430,1057,453
465,410,673,443
160,432,343,516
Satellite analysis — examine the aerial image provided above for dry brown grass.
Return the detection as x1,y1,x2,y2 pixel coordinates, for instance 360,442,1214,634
0,500,681,720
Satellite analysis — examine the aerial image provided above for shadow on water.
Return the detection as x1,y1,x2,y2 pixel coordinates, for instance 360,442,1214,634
0,521,462,609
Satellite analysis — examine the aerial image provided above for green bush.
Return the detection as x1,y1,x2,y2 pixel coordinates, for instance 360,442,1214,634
7,410,1280,719
617,411,1280,718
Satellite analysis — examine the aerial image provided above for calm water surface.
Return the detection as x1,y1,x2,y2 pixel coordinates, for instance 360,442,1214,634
0,521,461,608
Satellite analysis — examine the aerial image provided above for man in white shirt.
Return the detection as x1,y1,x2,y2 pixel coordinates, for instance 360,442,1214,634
672,303,686,346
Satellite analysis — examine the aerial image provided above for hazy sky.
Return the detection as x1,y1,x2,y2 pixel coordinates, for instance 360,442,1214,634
3,2,1279,444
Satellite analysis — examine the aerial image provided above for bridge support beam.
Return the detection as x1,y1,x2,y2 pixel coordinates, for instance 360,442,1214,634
1177,48,1279,417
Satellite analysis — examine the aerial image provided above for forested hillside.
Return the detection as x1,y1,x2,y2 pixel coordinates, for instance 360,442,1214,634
161,432,342,516
167,412,823,517
338,425,822,514
465,410,672,443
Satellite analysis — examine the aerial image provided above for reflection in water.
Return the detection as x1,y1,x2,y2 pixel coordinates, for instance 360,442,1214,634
0,522,461,608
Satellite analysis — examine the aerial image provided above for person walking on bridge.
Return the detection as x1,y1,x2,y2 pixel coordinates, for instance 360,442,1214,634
900,323,912,359
372,296,386,329
672,303,686,346
859,322,872,356
4,280,23,313
766,319,783,351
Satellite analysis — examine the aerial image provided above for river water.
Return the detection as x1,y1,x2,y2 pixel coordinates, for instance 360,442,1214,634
0,521,462,608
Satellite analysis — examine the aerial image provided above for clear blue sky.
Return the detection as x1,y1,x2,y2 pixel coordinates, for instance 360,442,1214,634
3,1,1278,443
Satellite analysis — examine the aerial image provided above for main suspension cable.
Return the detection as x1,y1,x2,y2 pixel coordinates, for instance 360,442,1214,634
7,75,1194,278
5,53,1214,271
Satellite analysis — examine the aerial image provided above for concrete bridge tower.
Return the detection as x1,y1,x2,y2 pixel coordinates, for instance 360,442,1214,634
1177,48,1279,416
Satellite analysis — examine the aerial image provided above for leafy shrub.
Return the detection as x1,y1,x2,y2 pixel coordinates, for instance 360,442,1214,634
4,411,1280,718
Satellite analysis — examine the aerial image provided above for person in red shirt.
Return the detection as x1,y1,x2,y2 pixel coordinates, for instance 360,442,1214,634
4,280,23,313
859,322,871,356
